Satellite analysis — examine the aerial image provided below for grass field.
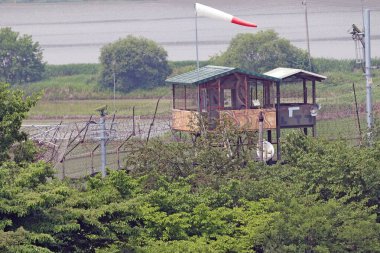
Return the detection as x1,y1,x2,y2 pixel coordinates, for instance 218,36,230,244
27,98,172,118
22,74,172,101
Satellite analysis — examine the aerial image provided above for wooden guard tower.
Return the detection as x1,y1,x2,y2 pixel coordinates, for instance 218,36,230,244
166,65,326,160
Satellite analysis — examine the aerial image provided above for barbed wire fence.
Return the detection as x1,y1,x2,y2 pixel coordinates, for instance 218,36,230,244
21,79,372,179
22,100,175,179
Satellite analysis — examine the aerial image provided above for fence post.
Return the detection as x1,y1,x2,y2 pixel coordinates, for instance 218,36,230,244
100,114,107,178
61,158,65,179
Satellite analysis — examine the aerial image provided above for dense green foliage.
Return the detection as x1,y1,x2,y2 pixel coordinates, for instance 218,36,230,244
0,83,39,162
1,130,379,252
0,27,45,85
210,30,309,73
99,36,171,92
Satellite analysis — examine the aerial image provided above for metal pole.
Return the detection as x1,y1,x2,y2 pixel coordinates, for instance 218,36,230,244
113,61,116,111
364,8,373,142
113,72,116,111
195,5,201,113
302,0,312,71
195,4,200,71
99,111,107,178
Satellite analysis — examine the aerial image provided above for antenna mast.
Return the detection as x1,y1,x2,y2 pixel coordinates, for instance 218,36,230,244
350,8,373,144
364,9,373,142
302,0,312,71
351,24,365,71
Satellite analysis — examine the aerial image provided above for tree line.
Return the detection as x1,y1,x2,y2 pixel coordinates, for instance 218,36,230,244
0,124,379,252
2,26,367,94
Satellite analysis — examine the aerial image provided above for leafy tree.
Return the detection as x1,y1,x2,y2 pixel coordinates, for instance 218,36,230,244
261,197,380,252
211,30,309,73
282,131,380,203
1,118,380,252
12,140,39,164
0,161,55,252
99,35,171,92
0,83,39,162
0,27,45,85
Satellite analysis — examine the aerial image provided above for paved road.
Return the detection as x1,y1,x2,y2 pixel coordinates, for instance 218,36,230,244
1,0,379,64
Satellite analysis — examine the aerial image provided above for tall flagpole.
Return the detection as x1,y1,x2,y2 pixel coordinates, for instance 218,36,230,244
364,9,373,143
195,4,201,112
195,4,200,70
302,0,312,71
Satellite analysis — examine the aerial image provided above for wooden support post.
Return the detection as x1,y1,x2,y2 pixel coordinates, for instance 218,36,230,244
245,76,248,109
184,86,187,110
147,97,161,143
312,80,316,137
303,79,308,135
264,81,272,107
267,130,272,143
172,84,175,109
255,80,258,100
218,79,221,110
258,112,264,162
303,79,308,103
276,81,281,161
198,85,201,112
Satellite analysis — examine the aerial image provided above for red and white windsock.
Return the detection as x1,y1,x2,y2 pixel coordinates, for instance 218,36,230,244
195,3,257,28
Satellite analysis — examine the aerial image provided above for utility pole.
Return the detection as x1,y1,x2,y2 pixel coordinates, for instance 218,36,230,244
302,0,312,71
96,105,107,178
364,9,373,143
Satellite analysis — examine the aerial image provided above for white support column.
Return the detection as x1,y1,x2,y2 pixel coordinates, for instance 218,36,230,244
364,9,373,142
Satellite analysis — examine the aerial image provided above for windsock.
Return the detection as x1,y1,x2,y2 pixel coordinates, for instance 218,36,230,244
195,3,257,28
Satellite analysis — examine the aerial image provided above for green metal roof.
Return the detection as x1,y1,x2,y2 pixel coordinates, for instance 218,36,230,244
165,65,280,85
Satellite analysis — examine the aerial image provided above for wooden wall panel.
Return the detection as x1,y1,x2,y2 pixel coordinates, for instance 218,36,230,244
172,109,199,132
220,109,276,130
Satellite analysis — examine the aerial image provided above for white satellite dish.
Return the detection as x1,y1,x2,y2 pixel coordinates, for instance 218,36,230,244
256,140,274,162
310,104,321,117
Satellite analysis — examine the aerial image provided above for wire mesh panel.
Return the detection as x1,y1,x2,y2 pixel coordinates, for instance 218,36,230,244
316,84,363,145
173,84,186,110
173,85,198,111
280,81,311,104
186,86,198,110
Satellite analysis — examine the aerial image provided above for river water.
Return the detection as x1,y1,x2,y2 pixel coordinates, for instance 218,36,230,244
1,0,379,64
